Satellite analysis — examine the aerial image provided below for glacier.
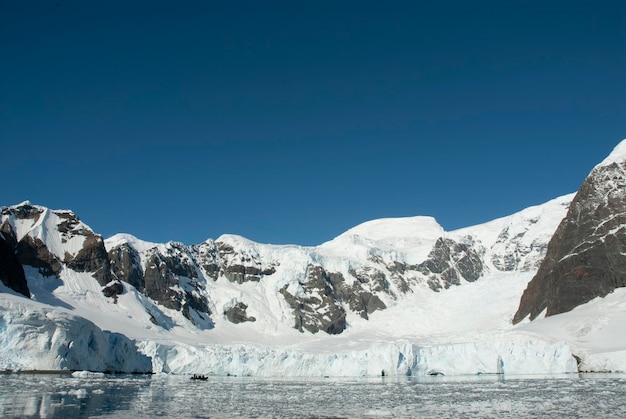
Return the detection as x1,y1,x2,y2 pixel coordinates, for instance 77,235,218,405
0,285,151,373
0,274,579,377
2,259,582,376
138,333,577,377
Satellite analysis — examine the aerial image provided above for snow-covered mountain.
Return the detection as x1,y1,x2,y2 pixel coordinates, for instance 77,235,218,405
515,140,626,322
1,139,626,376
0,196,571,338
0,196,574,375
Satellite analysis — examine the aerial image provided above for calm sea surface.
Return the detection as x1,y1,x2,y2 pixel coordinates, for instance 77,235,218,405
1,373,625,418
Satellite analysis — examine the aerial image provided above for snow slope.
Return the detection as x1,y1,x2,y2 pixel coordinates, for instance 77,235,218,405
319,216,444,264
450,194,575,272
595,139,626,169
520,287,626,373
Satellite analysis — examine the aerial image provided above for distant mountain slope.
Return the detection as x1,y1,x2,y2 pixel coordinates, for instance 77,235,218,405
514,140,626,323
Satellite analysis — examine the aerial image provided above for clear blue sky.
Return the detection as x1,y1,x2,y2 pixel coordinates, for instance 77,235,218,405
1,1,624,245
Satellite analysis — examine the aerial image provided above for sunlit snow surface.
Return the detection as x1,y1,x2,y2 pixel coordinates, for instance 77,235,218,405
1,374,626,418
595,139,626,169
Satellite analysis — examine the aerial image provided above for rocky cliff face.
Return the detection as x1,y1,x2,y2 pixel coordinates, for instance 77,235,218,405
418,237,485,291
514,142,626,323
0,203,121,297
0,193,571,335
1,205,61,277
0,233,30,297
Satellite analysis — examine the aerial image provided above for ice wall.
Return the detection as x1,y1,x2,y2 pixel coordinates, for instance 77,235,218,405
139,332,577,377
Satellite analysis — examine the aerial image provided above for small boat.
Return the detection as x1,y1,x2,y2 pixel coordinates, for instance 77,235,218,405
190,374,208,380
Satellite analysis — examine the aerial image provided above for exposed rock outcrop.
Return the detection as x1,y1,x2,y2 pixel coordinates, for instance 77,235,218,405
142,245,212,322
108,242,144,290
491,224,549,272
193,240,220,280
0,234,30,297
418,237,484,291
514,143,626,323
224,302,256,323
15,235,63,277
65,234,114,286
106,239,217,327
0,204,114,292
280,265,347,334
0,214,63,278
345,267,388,318
216,241,276,284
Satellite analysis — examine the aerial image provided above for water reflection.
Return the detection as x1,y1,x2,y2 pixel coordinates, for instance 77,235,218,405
0,373,148,418
0,372,625,418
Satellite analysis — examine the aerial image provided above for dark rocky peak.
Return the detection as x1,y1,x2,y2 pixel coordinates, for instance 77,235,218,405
0,202,46,251
514,140,626,323
1,201,44,222
0,202,117,296
1,203,90,244
0,215,62,277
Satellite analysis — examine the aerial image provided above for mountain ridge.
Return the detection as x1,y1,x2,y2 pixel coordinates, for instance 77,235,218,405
0,193,573,337
3,139,626,375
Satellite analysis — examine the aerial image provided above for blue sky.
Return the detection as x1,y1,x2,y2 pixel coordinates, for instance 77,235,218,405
1,1,624,245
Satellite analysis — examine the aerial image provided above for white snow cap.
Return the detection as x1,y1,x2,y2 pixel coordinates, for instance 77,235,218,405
595,138,626,169
216,233,259,246
104,233,160,253
334,216,443,242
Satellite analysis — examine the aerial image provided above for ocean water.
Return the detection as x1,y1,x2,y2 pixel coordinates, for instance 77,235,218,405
1,373,626,418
